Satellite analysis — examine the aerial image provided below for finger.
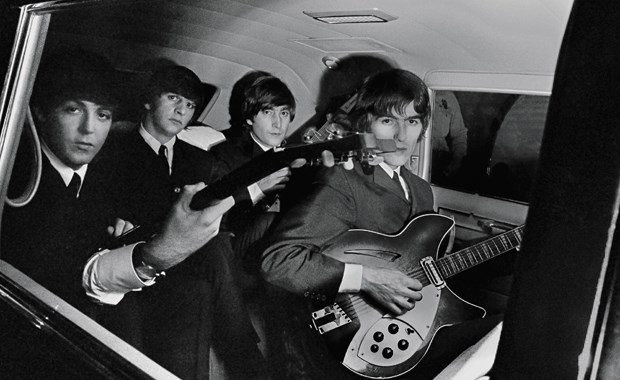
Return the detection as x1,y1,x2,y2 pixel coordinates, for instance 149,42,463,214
290,158,306,169
342,159,354,170
367,155,384,166
107,225,114,236
201,195,235,223
385,303,404,316
122,220,135,234
177,182,207,210
113,218,126,237
321,150,335,167
394,297,415,312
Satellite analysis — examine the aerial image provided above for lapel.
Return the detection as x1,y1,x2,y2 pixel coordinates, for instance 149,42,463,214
372,166,409,202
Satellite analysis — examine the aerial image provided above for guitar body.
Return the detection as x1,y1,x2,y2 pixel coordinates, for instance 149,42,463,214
318,214,486,378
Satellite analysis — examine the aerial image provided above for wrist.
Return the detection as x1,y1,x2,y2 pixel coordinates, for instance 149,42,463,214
133,243,166,281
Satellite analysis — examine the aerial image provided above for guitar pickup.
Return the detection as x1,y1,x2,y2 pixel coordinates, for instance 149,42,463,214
311,303,352,334
420,256,446,289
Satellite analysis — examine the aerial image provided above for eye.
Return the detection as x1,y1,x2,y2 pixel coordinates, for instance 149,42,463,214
97,111,112,121
167,94,179,101
63,106,81,114
380,117,394,125
407,118,420,126
281,110,290,117
262,109,273,116
186,102,196,110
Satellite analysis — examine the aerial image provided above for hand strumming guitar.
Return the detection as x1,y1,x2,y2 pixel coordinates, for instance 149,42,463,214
361,266,423,315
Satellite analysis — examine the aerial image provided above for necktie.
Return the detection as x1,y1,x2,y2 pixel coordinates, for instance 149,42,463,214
158,145,170,175
68,172,81,198
392,172,407,200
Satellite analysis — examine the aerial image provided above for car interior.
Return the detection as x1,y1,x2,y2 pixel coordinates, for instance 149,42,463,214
1,0,619,379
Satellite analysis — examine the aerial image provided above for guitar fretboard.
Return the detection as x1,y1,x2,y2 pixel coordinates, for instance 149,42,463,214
436,225,524,278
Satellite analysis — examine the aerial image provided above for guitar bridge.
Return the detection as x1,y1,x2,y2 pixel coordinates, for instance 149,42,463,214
311,303,352,334
420,256,445,288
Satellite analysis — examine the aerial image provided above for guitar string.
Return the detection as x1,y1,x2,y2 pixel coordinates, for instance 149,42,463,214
334,227,524,318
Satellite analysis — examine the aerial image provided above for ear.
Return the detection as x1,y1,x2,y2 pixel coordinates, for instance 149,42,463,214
30,106,46,124
246,118,254,126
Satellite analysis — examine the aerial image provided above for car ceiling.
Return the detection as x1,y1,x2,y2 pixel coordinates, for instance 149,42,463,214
42,0,574,129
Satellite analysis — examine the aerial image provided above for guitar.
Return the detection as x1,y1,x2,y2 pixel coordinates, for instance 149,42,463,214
109,133,395,248
302,93,358,143
311,213,523,378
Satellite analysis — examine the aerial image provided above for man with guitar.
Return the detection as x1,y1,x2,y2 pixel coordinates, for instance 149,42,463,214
259,69,500,379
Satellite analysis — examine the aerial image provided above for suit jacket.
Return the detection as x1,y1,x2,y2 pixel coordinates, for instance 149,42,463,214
103,127,223,225
260,162,434,303
100,127,264,379
212,132,319,263
1,149,118,312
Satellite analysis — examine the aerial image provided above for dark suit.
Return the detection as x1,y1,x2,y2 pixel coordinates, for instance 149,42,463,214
260,163,434,301
1,149,117,313
212,132,318,280
259,163,501,379
101,128,265,379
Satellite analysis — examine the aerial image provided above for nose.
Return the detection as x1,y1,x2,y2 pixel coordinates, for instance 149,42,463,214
394,121,406,142
78,112,95,134
175,103,187,115
272,113,282,129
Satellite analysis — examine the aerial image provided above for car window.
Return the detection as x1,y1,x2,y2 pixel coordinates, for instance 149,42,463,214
430,90,549,203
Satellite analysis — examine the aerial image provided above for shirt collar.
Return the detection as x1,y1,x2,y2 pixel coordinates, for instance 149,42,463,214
250,131,275,152
378,162,401,179
139,124,176,155
41,140,88,192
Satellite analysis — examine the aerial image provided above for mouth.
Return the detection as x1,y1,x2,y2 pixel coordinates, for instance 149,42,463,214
75,141,94,150
170,119,183,126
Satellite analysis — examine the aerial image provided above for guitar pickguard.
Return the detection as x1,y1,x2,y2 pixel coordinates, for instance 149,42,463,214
342,285,441,374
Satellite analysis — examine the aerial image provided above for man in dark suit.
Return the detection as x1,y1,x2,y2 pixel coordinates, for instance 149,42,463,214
1,48,121,312
212,71,300,274
83,65,266,379
259,69,499,379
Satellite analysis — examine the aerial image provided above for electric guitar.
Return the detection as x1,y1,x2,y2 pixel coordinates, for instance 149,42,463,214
311,214,523,378
109,133,395,248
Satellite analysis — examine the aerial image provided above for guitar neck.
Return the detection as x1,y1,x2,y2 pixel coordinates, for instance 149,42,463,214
189,132,390,209
435,225,524,279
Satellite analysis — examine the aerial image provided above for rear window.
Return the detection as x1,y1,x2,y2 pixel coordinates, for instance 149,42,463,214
430,90,549,203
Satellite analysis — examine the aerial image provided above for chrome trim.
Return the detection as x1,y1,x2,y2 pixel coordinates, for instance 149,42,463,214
0,6,49,225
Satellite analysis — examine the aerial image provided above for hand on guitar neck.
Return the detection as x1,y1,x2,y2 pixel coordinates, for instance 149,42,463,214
361,266,423,315
107,183,234,271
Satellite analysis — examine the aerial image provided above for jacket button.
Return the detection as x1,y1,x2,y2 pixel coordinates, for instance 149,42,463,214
174,187,181,193
304,291,310,298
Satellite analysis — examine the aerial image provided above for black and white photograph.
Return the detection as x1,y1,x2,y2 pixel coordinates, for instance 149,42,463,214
0,1,618,379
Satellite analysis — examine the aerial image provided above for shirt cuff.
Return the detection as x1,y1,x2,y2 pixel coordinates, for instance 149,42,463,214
248,182,266,205
338,263,363,293
82,243,155,305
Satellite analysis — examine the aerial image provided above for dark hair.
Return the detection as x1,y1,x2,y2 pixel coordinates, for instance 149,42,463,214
235,72,296,133
30,48,118,115
143,65,204,112
350,69,430,136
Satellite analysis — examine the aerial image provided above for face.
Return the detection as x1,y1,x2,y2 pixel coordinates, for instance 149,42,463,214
144,92,196,142
40,100,112,170
369,101,423,169
248,105,291,147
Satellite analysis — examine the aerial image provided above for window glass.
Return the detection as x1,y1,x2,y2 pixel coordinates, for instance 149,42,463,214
430,90,549,203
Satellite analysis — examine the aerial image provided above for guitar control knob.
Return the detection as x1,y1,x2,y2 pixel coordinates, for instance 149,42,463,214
388,323,399,334
398,339,409,351
370,344,379,353
373,331,384,342
382,347,393,359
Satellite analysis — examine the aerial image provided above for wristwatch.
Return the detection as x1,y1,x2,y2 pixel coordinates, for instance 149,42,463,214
132,243,165,281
